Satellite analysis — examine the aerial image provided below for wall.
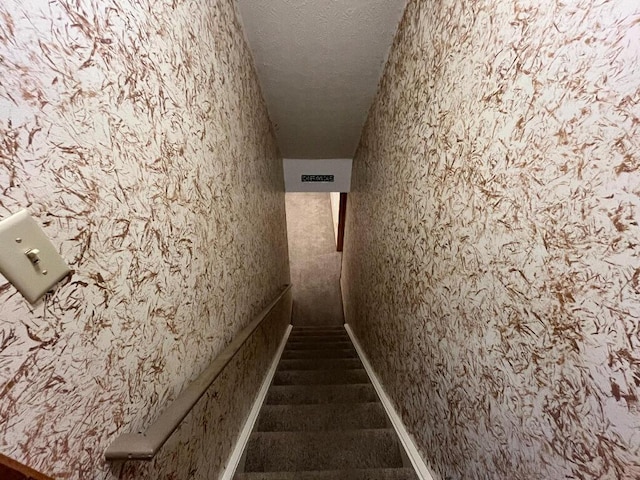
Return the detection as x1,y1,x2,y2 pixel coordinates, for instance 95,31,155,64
342,1,640,479
286,193,343,326
120,292,291,480
0,0,289,479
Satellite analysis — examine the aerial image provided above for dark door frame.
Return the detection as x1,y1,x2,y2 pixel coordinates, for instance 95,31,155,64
336,192,347,252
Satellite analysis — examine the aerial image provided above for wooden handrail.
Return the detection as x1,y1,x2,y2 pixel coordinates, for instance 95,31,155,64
0,453,53,480
105,284,293,461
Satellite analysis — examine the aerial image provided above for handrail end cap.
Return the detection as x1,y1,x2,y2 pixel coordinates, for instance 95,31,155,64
105,433,156,461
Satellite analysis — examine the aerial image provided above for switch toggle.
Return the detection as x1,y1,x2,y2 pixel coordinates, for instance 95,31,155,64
0,210,71,303
26,248,41,265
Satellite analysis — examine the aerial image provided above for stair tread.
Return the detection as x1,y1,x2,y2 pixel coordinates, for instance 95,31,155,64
292,326,345,329
235,468,418,479
290,330,346,334
288,336,351,343
266,384,378,405
288,339,350,344
285,342,354,350
290,329,347,333
278,358,362,371
274,369,369,385
290,329,348,333
290,328,348,333
244,429,403,472
290,332,347,337
281,349,358,359
256,402,387,432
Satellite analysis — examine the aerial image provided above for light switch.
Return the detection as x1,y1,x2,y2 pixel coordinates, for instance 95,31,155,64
0,210,71,303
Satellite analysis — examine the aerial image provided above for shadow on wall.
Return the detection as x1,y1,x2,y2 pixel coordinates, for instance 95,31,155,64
285,192,344,326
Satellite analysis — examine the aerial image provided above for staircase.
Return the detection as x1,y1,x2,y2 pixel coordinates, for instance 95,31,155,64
234,325,418,480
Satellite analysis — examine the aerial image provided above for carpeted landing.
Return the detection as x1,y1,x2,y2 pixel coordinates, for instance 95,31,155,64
234,325,418,480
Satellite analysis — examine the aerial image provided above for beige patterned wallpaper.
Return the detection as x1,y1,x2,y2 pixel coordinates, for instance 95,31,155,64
0,0,289,478
119,293,291,480
342,0,640,479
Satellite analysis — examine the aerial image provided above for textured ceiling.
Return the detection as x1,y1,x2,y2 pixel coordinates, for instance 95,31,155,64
236,0,408,159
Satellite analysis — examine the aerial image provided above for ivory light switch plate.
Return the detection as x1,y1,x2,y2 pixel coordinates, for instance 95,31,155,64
0,210,70,303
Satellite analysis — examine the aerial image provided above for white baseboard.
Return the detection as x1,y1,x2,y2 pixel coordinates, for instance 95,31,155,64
344,323,439,480
220,324,293,480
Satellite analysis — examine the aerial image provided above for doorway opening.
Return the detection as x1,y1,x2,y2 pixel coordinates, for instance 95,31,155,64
285,192,346,326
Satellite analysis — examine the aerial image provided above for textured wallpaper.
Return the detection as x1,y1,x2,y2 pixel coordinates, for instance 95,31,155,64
342,0,640,479
0,0,289,478
119,293,291,480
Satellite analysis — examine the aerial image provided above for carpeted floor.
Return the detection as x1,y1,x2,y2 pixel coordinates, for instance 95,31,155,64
285,193,344,326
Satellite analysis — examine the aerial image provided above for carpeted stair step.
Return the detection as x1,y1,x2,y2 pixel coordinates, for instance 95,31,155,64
288,336,350,342
292,326,345,330
235,468,418,479
290,329,349,338
285,341,354,350
290,327,347,333
293,325,344,332
287,334,350,342
266,384,378,405
281,348,358,359
290,328,348,334
256,402,388,432
243,429,403,472
286,340,351,347
287,338,351,345
234,324,418,479
273,369,369,385
278,358,362,371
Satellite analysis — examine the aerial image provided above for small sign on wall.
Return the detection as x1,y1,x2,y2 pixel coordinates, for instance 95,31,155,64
301,174,334,183
284,159,351,192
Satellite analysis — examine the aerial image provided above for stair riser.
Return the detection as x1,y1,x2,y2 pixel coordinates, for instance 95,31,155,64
256,403,388,432
244,430,403,472
290,328,346,333
266,384,379,405
278,358,362,371
289,334,347,337
285,342,354,350
281,349,358,359
288,335,350,342
274,369,369,386
291,331,346,335
286,341,353,350
235,469,418,480
292,326,345,330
